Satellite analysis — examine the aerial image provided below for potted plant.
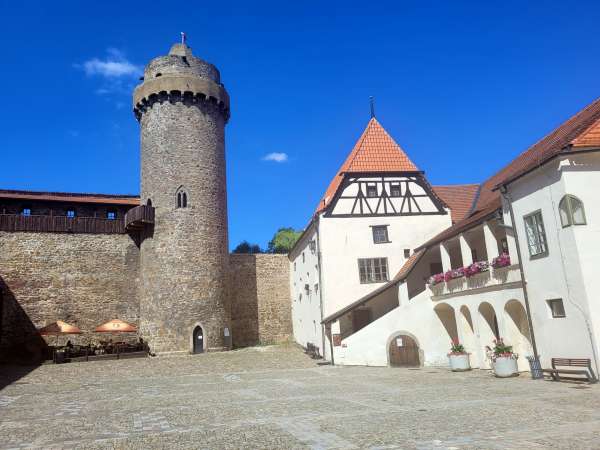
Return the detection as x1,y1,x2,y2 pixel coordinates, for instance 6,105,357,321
448,340,470,371
488,338,518,377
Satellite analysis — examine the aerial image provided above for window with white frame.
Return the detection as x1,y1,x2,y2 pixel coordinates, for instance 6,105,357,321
558,195,586,227
547,299,566,318
523,210,548,257
372,225,390,244
358,258,389,284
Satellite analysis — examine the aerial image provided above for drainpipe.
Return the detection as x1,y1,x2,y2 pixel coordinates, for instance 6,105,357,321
500,187,540,359
315,215,332,364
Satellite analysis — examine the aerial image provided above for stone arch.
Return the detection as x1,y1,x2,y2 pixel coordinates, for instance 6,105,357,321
478,301,499,369
433,303,458,343
189,322,207,354
504,299,532,371
386,330,423,367
459,305,478,365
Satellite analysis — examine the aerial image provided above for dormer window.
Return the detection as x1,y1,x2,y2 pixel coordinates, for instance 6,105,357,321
176,187,188,208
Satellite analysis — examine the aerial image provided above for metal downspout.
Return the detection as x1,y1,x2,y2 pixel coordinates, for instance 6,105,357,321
315,215,332,364
501,188,540,359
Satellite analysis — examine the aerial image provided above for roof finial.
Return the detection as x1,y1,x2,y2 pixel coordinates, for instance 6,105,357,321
369,96,375,119
181,32,187,45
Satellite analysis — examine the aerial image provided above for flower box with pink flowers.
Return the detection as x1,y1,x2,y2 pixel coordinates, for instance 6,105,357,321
464,260,489,277
491,253,511,269
427,272,445,287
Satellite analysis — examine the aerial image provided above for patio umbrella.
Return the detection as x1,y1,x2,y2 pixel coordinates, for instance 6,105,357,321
38,320,83,360
94,319,137,333
39,320,83,336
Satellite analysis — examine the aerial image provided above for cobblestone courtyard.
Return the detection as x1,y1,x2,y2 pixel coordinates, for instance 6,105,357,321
1,345,599,449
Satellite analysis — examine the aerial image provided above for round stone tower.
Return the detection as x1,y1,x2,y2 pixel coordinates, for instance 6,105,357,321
133,42,231,353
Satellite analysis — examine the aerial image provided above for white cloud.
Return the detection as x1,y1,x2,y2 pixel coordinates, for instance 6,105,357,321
77,48,141,78
262,152,288,163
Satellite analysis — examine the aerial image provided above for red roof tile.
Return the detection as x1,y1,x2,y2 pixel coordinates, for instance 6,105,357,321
316,118,419,213
432,184,479,224
475,97,600,212
0,189,140,206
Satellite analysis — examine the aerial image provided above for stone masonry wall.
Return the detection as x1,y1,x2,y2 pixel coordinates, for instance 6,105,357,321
230,254,292,348
0,231,139,361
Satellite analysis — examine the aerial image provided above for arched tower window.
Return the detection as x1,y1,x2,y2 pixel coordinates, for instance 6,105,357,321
147,199,152,207
176,187,189,209
559,195,586,227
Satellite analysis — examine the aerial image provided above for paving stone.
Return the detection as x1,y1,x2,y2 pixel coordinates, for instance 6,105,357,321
1,345,599,449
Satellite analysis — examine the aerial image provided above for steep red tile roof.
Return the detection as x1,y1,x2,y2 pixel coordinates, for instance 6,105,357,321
415,197,501,252
315,118,419,213
416,97,600,253
0,189,140,206
475,97,600,212
571,117,600,148
432,184,479,223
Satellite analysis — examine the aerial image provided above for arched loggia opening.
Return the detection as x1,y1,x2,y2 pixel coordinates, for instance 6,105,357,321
459,305,478,368
478,302,500,369
504,300,532,371
434,303,459,343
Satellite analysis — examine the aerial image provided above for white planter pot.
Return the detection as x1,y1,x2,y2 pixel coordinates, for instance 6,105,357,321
494,356,518,377
448,354,470,371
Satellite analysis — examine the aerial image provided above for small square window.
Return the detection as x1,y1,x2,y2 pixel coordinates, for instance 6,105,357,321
22,207,31,216
372,225,389,244
547,299,566,318
390,184,401,197
67,209,76,218
404,249,410,258
366,185,377,198
107,210,117,220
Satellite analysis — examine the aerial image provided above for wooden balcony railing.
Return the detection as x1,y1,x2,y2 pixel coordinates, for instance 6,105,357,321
0,214,126,234
124,205,155,231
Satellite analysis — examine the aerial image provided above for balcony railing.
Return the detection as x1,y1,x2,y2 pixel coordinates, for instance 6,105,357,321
0,214,125,234
124,205,155,231
428,264,522,300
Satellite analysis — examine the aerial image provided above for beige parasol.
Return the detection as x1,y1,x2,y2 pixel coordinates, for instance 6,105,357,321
94,319,137,333
39,320,83,336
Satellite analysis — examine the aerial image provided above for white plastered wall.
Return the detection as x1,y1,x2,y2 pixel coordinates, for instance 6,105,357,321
505,152,600,369
289,221,324,357
318,211,452,318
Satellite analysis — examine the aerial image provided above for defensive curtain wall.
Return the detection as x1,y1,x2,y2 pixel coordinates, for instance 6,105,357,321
0,230,292,361
229,254,293,348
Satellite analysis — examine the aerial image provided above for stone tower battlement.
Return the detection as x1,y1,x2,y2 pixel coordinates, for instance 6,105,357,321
133,43,230,122
135,41,231,354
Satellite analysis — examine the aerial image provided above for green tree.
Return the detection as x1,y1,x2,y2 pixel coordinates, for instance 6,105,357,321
232,241,263,254
267,227,302,254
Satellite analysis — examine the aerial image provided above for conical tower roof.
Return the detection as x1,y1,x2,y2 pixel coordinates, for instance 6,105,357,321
316,118,419,213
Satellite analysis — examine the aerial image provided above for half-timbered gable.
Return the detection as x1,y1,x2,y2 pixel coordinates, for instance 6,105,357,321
326,173,446,217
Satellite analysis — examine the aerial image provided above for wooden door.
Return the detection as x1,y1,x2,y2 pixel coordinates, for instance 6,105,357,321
389,335,419,367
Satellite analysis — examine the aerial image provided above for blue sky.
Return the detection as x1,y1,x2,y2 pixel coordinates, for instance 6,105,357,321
1,1,600,249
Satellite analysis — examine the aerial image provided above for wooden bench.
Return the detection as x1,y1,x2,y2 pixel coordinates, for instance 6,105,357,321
543,358,597,383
